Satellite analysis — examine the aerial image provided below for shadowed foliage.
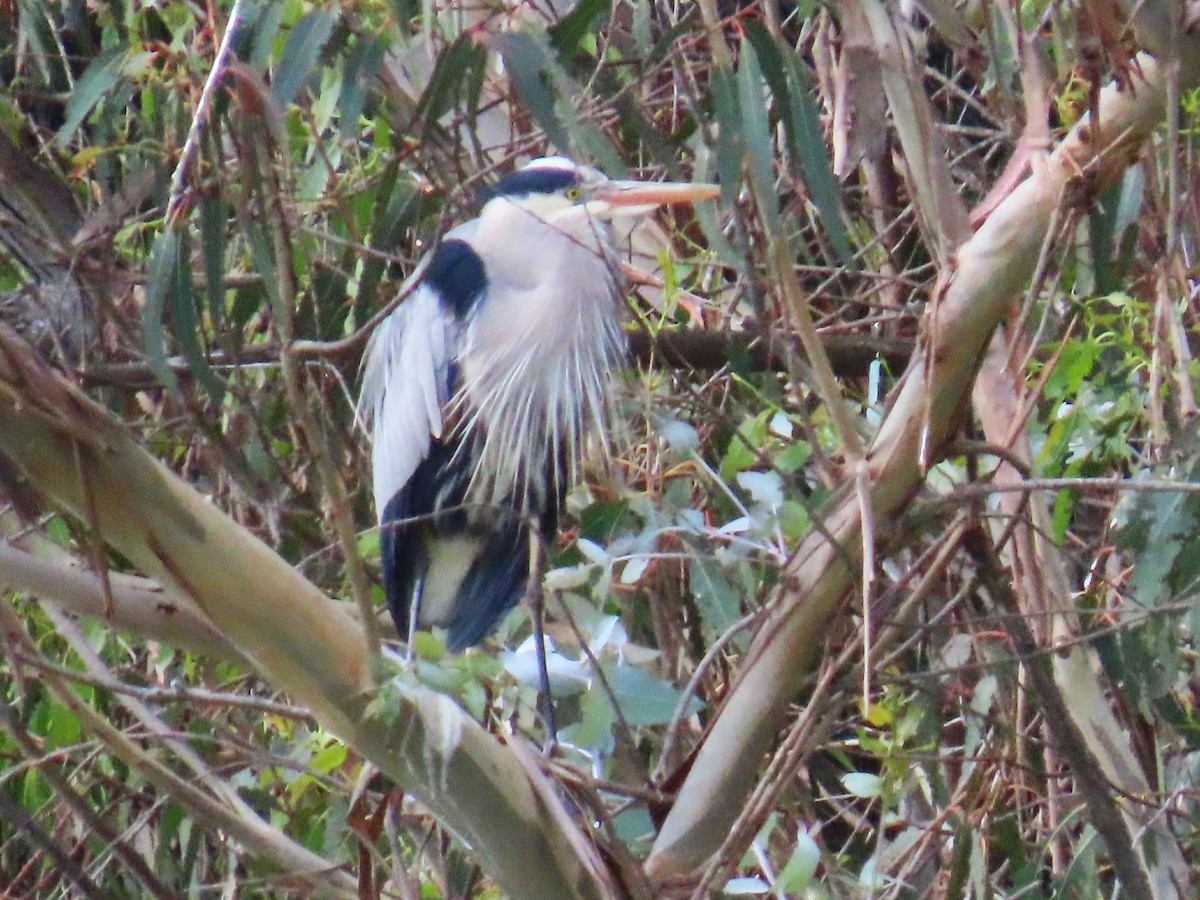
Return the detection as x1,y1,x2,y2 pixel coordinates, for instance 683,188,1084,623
2,1,1200,897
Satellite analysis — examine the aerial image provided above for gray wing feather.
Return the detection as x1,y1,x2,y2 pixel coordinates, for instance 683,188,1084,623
358,284,456,519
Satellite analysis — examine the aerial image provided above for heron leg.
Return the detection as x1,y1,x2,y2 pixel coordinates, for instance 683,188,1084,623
525,528,557,753
405,569,423,664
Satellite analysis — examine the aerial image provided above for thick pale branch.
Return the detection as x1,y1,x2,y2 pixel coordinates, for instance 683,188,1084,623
0,327,615,900
974,330,1189,894
0,600,358,896
0,540,246,664
646,42,1200,880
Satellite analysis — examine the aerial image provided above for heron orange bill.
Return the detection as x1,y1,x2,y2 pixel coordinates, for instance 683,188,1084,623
593,181,721,207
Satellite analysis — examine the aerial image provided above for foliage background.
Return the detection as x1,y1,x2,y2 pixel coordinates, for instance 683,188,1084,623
1,0,1199,897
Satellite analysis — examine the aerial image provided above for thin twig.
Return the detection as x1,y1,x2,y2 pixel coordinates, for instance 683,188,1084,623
855,458,875,713
963,525,1154,900
772,239,866,462
166,0,245,223
526,530,557,753
252,122,382,663
10,649,310,719
932,475,1200,503
654,609,758,783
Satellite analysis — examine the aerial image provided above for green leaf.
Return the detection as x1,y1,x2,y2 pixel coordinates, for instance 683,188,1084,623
462,42,488,140
22,770,50,813
632,0,652,52
689,555,743,641
495,32,570,152
17,0,71,89
339,35,385,137
720,411,770,480
411,631,446,661
272,8,337,107
1153,693,1200,749
1050,488,1074,543
774,439,812,472
199,196,226,329
779,500,809,540
738,36,778,231
169,229,226,400
607,665,702,726
776,830,820,890
1089,178,1121,294
692,140,741,267
248,1,287,70
841,771,882,799
388,0,421,23
40,700,81,751
311,265,350,340
1043,339,1100,398
548,0,611,56
357,174,431,326
578,500,631,542
416,35,487,133
568,682,616,748
612,807,655,851
245,221,283,318
56,48,124,147
309,741,348,774
563,116,625,176
142,228,182,393
613,94,678,170
710,66,743,208
775,34,854,265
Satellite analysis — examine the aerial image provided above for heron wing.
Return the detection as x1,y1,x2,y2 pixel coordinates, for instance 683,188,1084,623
360,235,529,650
359,283,456,516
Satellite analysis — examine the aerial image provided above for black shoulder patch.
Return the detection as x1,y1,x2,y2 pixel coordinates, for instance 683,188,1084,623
484,167,579,201
426,238,486,320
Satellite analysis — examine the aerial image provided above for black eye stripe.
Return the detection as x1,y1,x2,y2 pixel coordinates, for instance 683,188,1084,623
482,168,580,200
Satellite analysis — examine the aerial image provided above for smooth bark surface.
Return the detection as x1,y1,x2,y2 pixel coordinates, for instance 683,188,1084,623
646,44,1200,880
0,327,616,900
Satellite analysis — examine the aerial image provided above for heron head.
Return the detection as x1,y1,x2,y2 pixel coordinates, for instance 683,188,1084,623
482,156,720,227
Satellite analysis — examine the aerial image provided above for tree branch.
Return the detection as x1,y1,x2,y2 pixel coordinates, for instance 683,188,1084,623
0,324,617,900
646,32,1200,881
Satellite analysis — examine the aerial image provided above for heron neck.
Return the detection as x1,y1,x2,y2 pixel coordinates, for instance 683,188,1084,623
457,199,627,510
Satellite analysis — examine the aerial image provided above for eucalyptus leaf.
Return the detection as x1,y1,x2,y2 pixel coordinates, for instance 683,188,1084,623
777,830,820,890
272,8,337,107
689,555,743,641
496,32,571,152
199,196,227,329
169,229,226,400
841,771,882,799
607,664,702,726
142,228,182,393
710,66,744,208
416,35,487,133
776,33,854,265
340,35,385,137
56,48,124,147
738,36,778,231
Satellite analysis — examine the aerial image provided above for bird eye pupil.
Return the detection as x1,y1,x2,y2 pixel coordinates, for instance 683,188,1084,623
566,187,581,200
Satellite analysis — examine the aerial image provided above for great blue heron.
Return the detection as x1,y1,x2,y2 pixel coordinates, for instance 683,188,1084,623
359,157,717,651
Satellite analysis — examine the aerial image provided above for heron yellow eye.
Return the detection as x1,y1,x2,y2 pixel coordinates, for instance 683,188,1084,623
565,186,582,201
